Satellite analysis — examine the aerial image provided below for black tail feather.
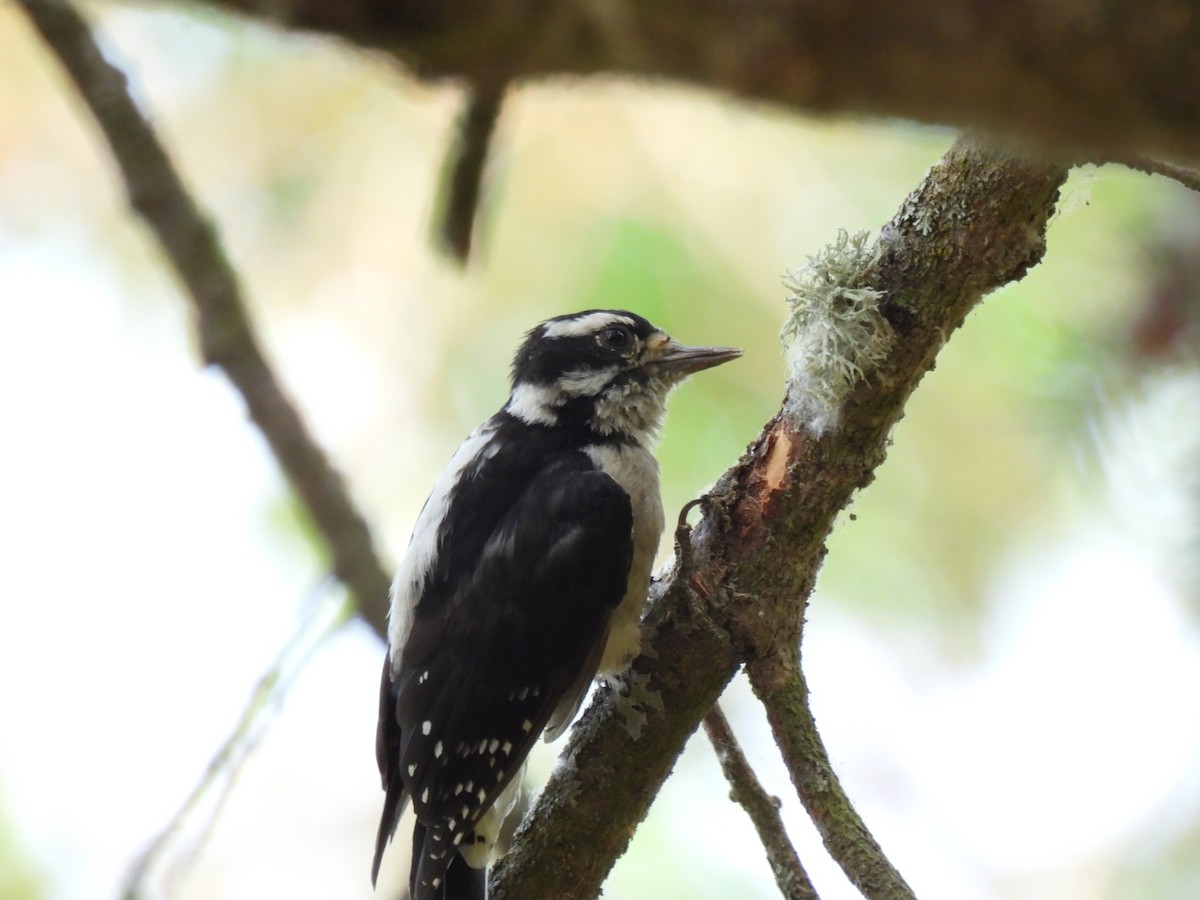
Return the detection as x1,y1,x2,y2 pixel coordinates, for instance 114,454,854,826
442,853,486,900
409,822,428,898
374,656,410,886
371,777,409,886
409,822,486,900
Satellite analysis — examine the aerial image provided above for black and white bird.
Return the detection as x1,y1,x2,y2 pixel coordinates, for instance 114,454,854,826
372,309,740,899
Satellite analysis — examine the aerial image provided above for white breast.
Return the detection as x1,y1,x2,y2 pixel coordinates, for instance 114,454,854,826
584,443,664,673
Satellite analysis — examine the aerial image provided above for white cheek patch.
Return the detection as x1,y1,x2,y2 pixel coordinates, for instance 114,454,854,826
505,382,561,426
387,423,499,662
542,312,636,339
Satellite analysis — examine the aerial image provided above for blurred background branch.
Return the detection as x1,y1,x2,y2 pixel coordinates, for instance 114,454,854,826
435,81,507,264
16,0,392,638
1111,156,1200,197
169,0,1200,162
121,580,352,900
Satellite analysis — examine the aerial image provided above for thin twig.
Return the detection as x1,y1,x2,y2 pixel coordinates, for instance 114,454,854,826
16,0,392,638
703,704,819,900
1113,155,1200,194
436,82,506,263
122,582,354,899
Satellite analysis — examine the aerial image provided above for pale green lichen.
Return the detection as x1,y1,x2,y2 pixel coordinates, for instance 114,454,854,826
780,229,894,435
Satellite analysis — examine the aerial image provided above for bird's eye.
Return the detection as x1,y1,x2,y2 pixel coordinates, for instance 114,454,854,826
598,325,633,350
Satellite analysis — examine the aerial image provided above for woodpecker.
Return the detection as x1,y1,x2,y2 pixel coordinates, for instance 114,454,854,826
372,309,740,899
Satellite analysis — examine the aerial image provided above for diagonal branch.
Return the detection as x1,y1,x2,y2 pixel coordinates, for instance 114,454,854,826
703,704,818,900
746,660,904,899
16,0,392,638
492,137,1067,899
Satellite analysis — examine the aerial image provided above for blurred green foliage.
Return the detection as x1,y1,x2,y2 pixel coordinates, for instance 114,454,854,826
0,789,41,900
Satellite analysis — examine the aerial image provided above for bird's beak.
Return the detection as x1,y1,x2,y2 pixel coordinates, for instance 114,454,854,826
646,341,743,377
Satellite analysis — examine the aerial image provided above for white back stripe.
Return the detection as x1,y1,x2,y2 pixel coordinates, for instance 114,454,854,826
387,422,499,661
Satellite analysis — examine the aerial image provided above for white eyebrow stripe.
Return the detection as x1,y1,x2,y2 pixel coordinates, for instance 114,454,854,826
542,312,635,339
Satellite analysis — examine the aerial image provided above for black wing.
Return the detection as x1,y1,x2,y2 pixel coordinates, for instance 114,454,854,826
374,453,634,897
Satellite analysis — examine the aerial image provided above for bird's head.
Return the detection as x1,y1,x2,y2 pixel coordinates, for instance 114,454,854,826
506,310,741,439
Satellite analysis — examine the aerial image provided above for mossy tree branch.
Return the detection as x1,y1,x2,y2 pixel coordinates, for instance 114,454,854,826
492,136,1067,898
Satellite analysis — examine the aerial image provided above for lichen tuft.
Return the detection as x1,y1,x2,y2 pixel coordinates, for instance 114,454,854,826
780,229,894,435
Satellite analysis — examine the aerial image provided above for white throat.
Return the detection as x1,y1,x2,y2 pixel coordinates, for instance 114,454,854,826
505,372,676,439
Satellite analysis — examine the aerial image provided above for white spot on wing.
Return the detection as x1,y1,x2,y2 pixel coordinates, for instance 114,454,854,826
422,720,431,735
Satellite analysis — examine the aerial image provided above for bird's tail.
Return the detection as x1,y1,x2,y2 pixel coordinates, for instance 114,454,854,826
371,787,409,887
410,822,487,900
441,853,487,900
